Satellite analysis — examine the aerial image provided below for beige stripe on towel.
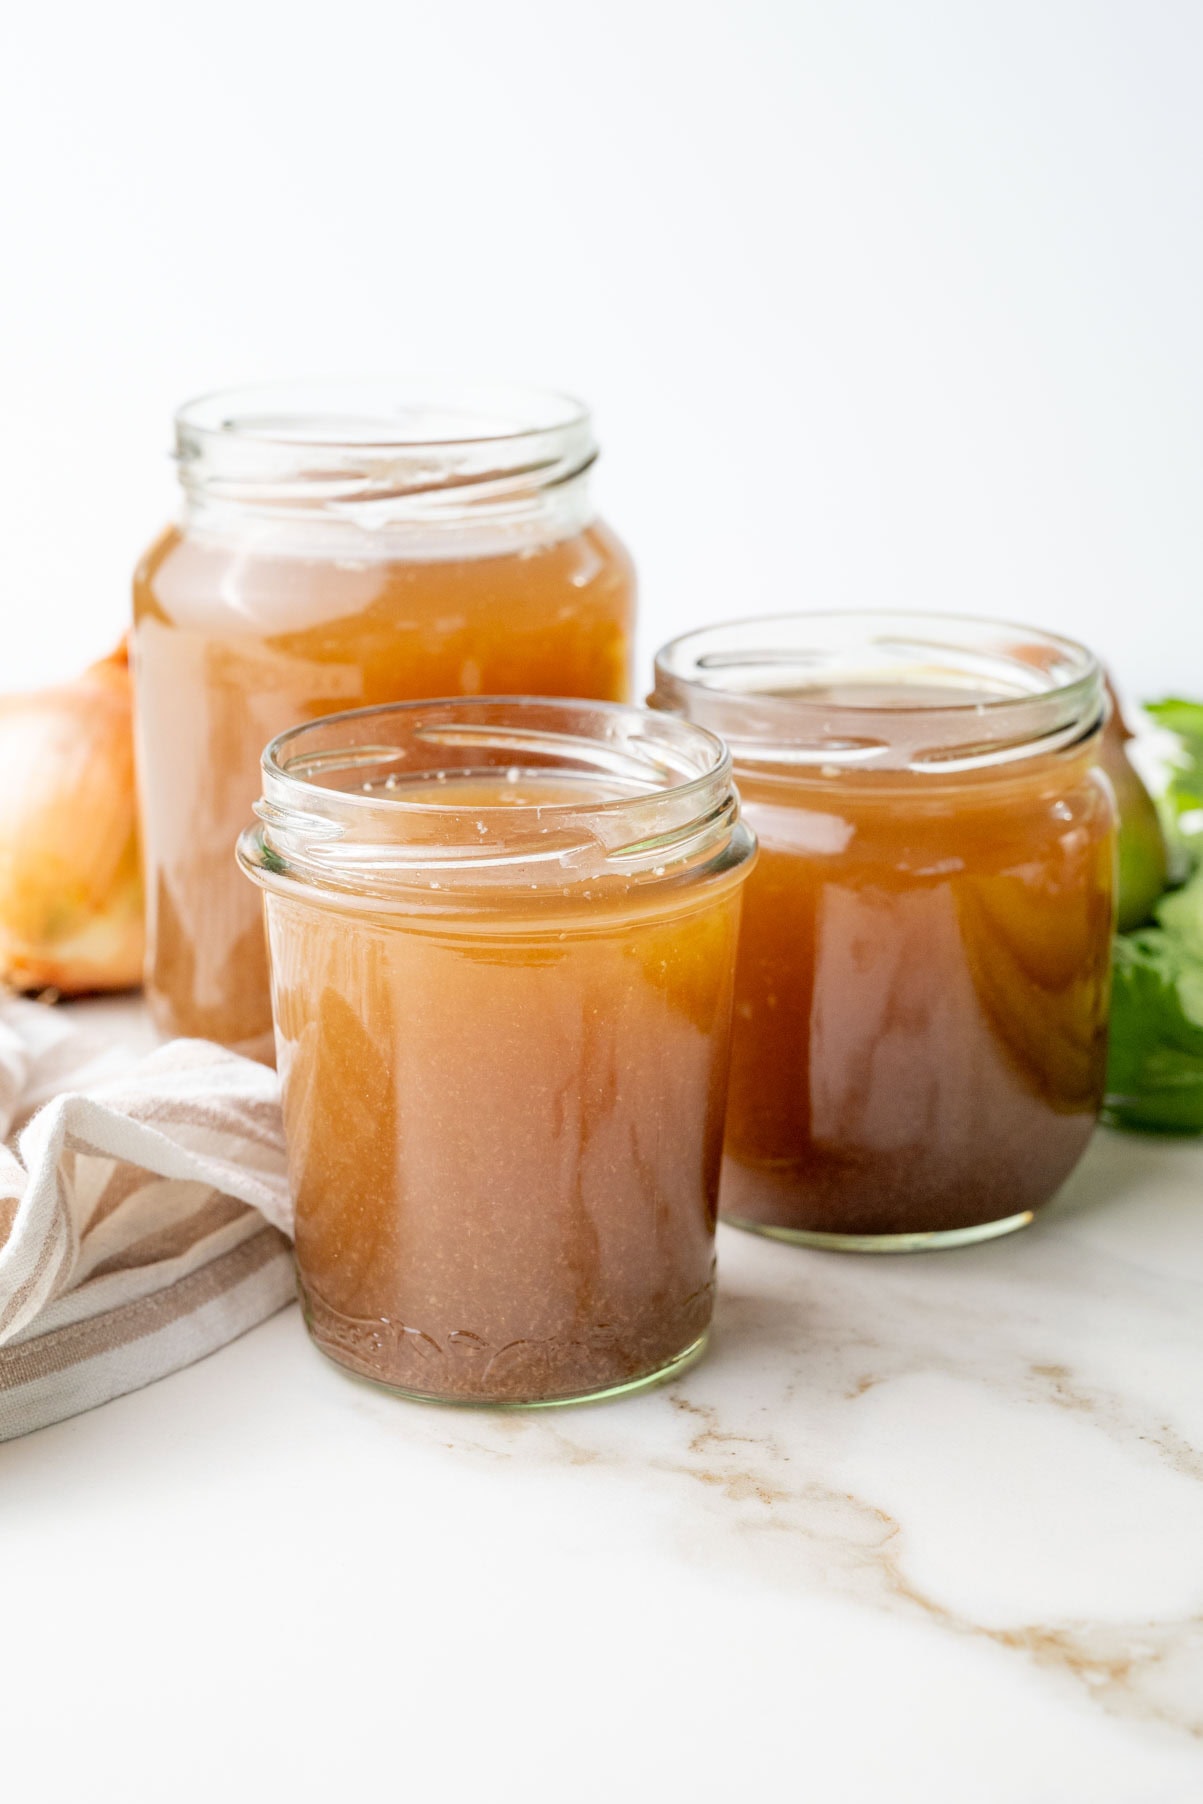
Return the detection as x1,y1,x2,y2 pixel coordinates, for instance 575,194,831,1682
0,997,296,1442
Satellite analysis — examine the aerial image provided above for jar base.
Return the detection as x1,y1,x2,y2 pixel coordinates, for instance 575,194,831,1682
306,1326,711,1410
722,1210,1035,1253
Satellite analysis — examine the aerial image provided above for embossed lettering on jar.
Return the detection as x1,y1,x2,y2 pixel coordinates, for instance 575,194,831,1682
652,613,1116,1251
133,382,636,1061
238,699,756,1405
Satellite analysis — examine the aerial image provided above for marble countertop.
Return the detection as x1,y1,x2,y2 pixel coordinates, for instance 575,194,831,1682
4,1100,1203,1801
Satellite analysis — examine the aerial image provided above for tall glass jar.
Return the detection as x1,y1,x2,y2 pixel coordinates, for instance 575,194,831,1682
238,698,755,1406
652,612,1116,1251
132,382,636,1060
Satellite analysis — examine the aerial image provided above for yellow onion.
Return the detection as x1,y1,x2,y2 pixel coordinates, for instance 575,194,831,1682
0,644,144,994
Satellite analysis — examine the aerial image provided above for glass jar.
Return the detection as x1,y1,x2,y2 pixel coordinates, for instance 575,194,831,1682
652,612,1115,1251
237,697,756,1405
133,381,636,1062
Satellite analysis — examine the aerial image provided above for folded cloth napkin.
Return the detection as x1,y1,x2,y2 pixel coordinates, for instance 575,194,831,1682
0,996,295,1442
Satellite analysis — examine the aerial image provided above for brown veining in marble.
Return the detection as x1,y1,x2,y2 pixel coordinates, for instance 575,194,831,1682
349,1258,1203,1743
1030,1360,1203,1486
656,1391,1203,1742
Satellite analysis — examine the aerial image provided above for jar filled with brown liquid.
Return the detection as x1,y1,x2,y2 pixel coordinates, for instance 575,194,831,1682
652,613,1115,1251
237,698,756,1405
133,383,636,1061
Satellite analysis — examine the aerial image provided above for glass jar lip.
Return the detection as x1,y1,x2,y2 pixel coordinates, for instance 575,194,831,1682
652,609,1105,775
173,379,598,516
240,697,749,905
655,609,1099,711
176,379,591,451
261,695,732,816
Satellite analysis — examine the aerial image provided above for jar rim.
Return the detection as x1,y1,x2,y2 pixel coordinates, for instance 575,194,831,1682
263,695,732,814
177,379,591,451
652,610,1104,775
239,696,749,906
174,379,598,520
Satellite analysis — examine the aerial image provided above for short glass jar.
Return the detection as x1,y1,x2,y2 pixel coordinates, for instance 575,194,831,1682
133,381,636,1062
238,697,755,1405
652,612,1116,1251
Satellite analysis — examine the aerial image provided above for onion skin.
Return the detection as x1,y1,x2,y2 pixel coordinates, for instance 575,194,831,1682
0,645,144,995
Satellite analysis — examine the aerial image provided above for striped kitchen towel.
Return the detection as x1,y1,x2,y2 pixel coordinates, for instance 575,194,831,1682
0,996,295,1442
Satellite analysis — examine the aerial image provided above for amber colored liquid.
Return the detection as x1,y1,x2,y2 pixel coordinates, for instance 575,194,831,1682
262,777,744,1403
722,732,1115,1238
132,522,635,1059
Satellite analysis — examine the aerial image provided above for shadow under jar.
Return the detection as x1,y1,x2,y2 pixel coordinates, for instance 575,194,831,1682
238,698,756,1405
133,381,636,1062
652,613,1116,1252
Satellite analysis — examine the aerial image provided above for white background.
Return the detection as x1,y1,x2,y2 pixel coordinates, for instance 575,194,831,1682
2,0,1201,700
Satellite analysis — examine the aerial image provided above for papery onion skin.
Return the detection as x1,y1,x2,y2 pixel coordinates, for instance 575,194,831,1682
0,645,144,995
